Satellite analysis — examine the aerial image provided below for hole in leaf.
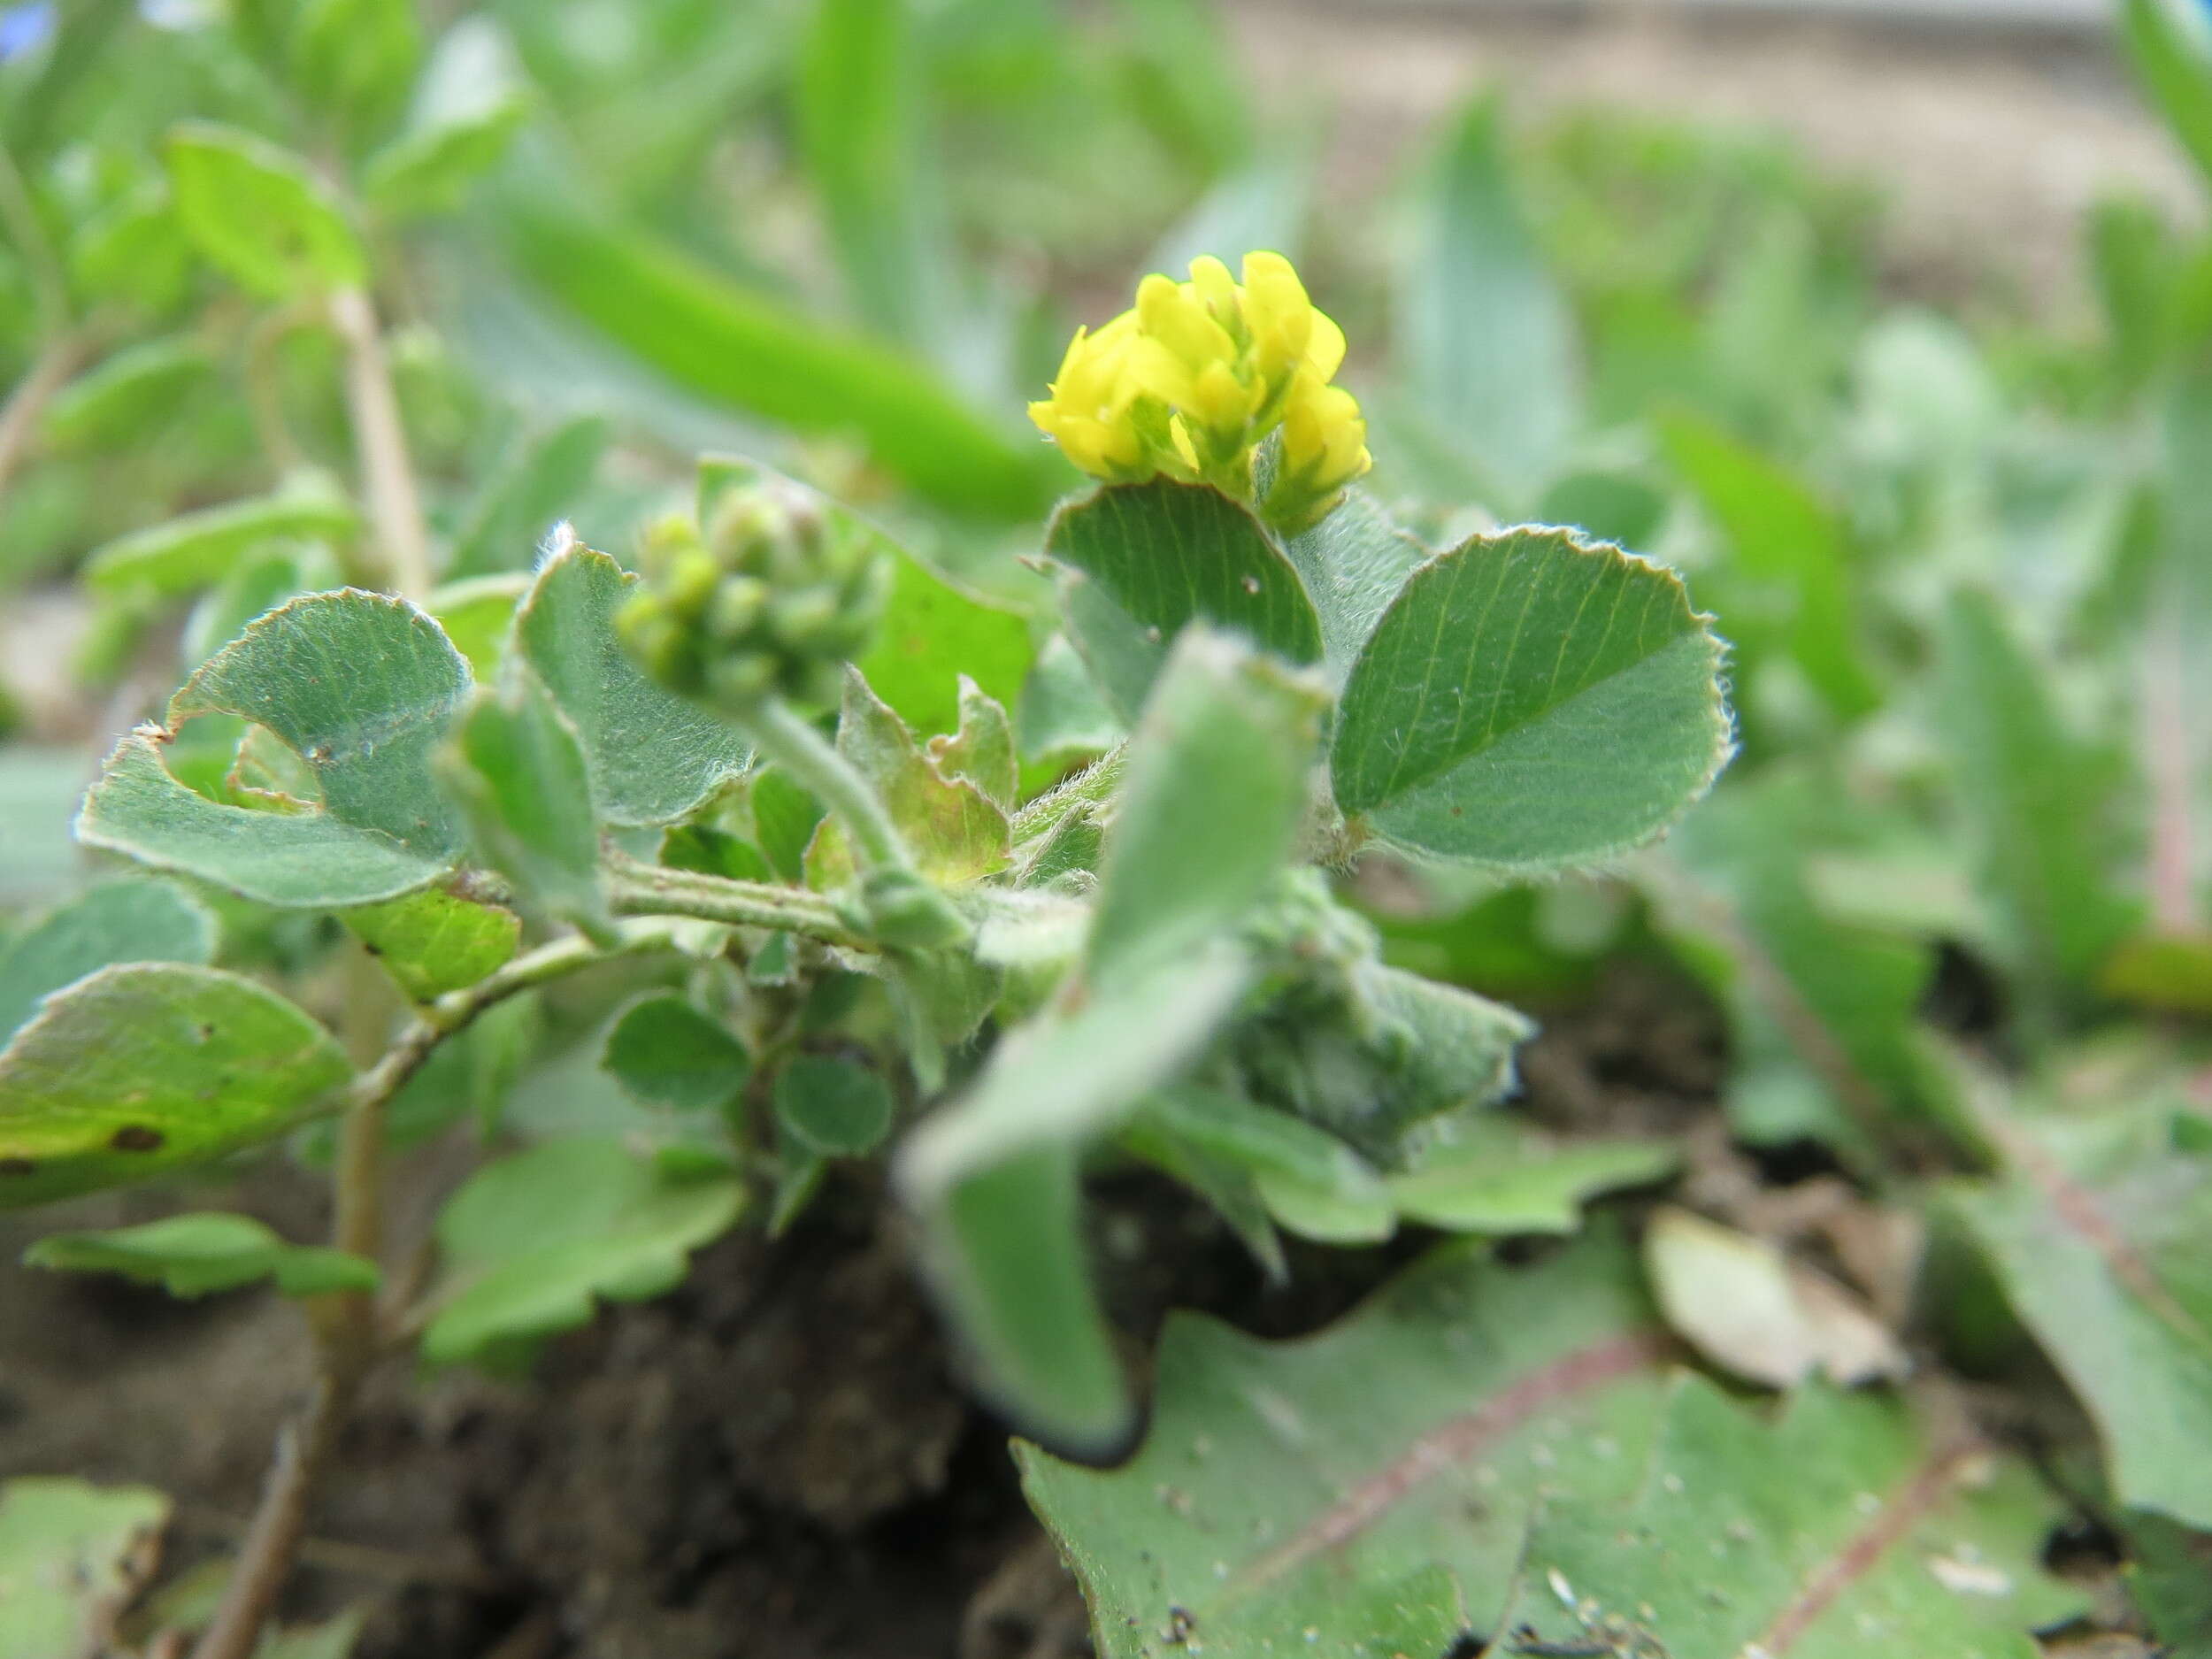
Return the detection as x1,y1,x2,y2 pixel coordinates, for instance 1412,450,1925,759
110,1125,165,1153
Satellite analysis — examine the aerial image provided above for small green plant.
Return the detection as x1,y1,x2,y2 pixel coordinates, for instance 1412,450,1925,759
2,244,1732,1652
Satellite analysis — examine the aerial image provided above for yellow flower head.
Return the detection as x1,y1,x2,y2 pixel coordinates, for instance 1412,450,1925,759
1028,251,1364,529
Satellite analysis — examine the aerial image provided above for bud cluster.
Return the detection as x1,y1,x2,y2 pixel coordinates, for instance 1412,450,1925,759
620,472,888,714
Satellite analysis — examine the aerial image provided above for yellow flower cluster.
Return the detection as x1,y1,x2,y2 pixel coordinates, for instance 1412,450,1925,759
1028,251,1371,534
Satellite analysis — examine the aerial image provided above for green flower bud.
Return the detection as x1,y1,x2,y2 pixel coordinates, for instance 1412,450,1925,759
619,465,890,716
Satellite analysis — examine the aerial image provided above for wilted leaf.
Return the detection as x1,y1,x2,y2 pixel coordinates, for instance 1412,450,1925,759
0,1477,171,1659
27,1212,378,1297
926,677,1018,811
1332,527,1732,873
1645,1206,1906,1389
0,964,350,1208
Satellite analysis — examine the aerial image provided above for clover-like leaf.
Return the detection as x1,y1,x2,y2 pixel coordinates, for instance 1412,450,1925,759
78,589,472,908
342,886,520,1002
602,992,749,1114
805,669,1009,887
0,879,214,1041
0,964,351,1208
774,1055,894,1157
27,1212,378,1298
422,1138,744,1367
513,541,749,826
165,122,365,300
1499,1377,2077,1658
440,680,610,939
1048,480,1323,713
1331,526,1732,874
1019,1233,1671,1655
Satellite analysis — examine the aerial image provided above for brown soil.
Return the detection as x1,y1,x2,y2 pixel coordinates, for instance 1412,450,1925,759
0,957,1732,1659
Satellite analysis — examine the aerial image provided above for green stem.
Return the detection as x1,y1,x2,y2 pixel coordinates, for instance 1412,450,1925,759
603,853,868,948
190,920,685,1659
742,694,911,874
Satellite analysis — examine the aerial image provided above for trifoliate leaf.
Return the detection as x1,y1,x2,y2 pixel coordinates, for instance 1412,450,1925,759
1279,487,1429,684
805,668,1009,887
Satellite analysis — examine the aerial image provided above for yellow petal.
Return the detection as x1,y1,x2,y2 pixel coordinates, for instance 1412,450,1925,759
1304,309,1347,380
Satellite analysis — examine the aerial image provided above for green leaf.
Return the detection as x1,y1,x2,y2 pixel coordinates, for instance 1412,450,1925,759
497,194,1049,518
1135,1082,1386,1237
900,948,1255,1455
926,677,1018,811
1018,633,1121,776
26,1212,378,1297
602,992,749,1113
440,680,609,938
1019,1233,1669,1654
446,418,609,580
165,122,365,299
1396,95,1579,500
0,1477,172,1659
84,476,357,597
342,887,520,1002
854,543,1034,746
426,572,530,679
2124,0,2212,193
0,879,214,1041
774,1055,894,1156
421,1138,743,1366
363,92,530,221
1500,1376,2076,1657
1936,589,2140,1019
1656,406,1879,723
79,589,472,907
1385,1121,1677,1234
1662,767,1937,1153
288,0,423,137
1085,628,1328,991
1951,1104,2212,1529
513,541,749,826
2125,1509,2212,1652
1056,569,1164,727
0,964,350,1208
1046,480,1323,714
806,669,1009,887
1331,526,1732,874
797,0,952,349
1278,488,1430,684
42,337,214,450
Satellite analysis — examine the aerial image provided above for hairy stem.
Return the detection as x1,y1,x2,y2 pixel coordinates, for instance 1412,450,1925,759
188,920,683,1659
603,851,868,949
328,285,433,600
741,695,912,874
